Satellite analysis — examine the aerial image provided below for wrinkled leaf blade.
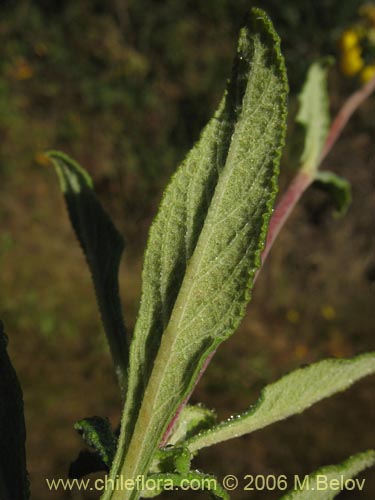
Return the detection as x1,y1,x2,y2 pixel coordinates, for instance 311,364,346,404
0,323,29,500
280,450,375,500
106,9,288,500
46,151,128,393
186,352,375,452
297,61,330,175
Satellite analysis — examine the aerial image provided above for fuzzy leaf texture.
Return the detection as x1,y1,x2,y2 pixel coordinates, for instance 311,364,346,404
297,61,330,175
105,9,288,500
150,446,191,474
280,450,375,499
0,322,29,500
74,416,117,468
167,404,217,445
46,151,128,394
186,352,375,452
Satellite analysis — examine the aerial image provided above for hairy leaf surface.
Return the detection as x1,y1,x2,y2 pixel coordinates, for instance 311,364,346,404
74,416,117,467
186,353,375,452
0,322,29,500
105,9,288,500
150,446,191,475
280,450,375,499
297,61,330,174
167,404,217,445
47,151,128,393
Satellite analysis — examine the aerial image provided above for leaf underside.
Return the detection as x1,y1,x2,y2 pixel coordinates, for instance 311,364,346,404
186,352,375,452
280,450,375,500
46,151,128,394
167,404,217,446
105,8,288,500
0,323,29,500
296,60,330,175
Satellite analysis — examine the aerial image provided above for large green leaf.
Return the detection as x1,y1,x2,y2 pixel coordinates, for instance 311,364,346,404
0,322,29,500
47,151,128,394
104,8,288,500
185,352,375,452
280,450,375,499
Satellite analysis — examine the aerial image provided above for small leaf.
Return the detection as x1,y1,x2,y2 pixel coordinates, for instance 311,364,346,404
0,322,29,500
314,171,351,216
167,404,217,445
150,445,191,474
74,416,117,468
186,352,375,452
297,60,331,175
106,11,288,498
46,151,128,394
141,471,229,499
280,450,375,499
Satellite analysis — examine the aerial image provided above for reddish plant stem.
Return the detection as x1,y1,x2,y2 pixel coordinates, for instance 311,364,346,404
262,73,375,272
160,76,375,446
320,73,375,163
260,170,312,267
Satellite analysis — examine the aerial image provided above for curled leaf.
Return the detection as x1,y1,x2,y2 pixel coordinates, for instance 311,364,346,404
74,416,117,468
314,170,351,216
47,151,128,394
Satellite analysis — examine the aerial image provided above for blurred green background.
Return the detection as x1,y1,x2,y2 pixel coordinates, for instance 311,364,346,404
0,0,374,499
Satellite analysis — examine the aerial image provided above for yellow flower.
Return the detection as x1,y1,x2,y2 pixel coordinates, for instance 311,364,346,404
340,29,360,50
340,46,364,76
360,64,375,83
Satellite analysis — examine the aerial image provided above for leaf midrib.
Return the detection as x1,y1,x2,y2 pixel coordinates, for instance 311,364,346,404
167,42,270,342
118,42,275,494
